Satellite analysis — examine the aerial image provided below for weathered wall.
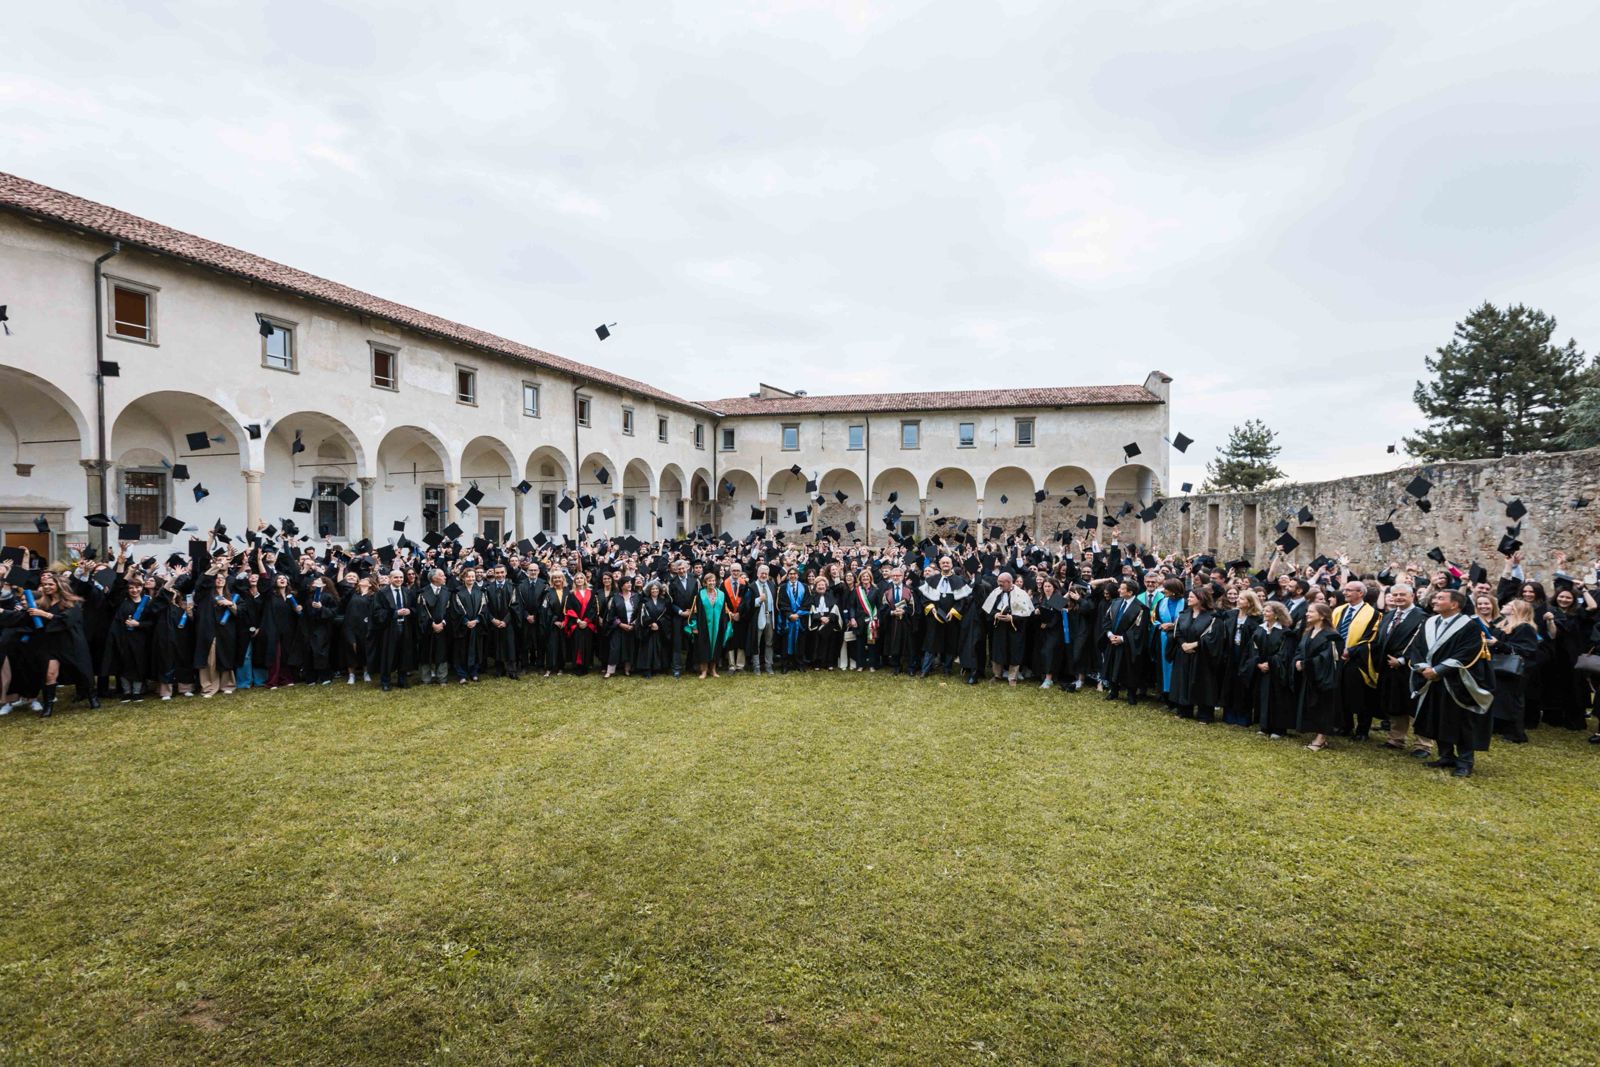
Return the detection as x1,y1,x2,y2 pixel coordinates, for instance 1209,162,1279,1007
1146,449,1600,574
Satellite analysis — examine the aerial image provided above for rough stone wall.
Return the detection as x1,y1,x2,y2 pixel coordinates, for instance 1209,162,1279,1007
1145,448,1600,575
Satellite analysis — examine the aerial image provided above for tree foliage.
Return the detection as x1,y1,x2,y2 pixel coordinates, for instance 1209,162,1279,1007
1407,302,1588,460
1202,419,1285,492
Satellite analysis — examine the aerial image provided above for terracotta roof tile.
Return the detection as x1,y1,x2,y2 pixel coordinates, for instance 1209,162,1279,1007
0,171,705,412
700,385,1161,416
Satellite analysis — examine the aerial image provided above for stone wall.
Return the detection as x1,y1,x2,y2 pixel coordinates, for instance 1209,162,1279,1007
1144,449,1600,575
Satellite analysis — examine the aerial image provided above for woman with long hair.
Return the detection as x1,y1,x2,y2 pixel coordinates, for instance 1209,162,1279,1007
261,574,305,688
342,575,375,685
1034,577,1065,690
1167,585,1219,722
540,570,568,677
300,572,342,686
1252,601,1296,738
635,579,671,679
1222,588,1264,727
1295,602,1344,751
191,569,239,697
605,574,639,678
19,570,97,716
1488,598,1538,743
563,570,600,676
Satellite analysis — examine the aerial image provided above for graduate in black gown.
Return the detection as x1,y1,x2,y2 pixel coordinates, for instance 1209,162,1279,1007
1100,579,1146,704
1222,589,1264,727
539,572,568,676
1409,588,1494,776
1295,602,1344,751
450,568,489,682
413,569,452,684
1167,585,1221,722
1033,578,1066,689
104,580,156,702
635,579,671,678
562,571,601,676
605,575,640,677
1251,601,1296,738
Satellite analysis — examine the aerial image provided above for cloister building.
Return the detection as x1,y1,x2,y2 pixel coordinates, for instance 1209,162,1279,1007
0,172,1172,562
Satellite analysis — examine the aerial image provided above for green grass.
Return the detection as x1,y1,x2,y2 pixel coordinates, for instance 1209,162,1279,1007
2,675,1597,1065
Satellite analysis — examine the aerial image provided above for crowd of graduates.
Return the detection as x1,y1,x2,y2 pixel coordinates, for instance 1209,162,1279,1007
3,520,1598,775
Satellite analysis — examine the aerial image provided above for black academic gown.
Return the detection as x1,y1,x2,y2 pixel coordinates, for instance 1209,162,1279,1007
104,595,156,684
450,585,489,677
1294,628,1344,735
1251,625,1296,735
1166,608,1220,717
413,584,453,669
1099,597,1146,692
1409,614,1494,755
635,595,671,672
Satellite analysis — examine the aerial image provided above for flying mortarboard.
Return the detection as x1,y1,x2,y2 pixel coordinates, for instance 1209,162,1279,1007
794,509,810,524
845,521,856,533
423,531,444,549
257,314,274,337
293,497,312,513
1274,518,1289,535
1275,532,1299,552
443,522,464,540
464,485,484,506
1427,547,1447,564
1376,522,1402,544
1468,562,1488,585
1034,489,1047,503
804,477,817,493
291,430,306,455
988,525,1003,539
1296,506,1314,524
338,485,360,507
1505,499,1527,521
1073,485,1087,496
1404,475,1432,498
185,430,211,452
32,513,50,534
698,523,714,537
834,489,848,503
192,483,209,503
578,494,596,509
85,513,111,528
602,504,616,520
516,480,532,494
595,322,615,340
159,514,185,536
557,495,575,513
594,467,609,485
1180,483,1192,494
99,360,120,377
1122,442,1141,460
1171,433,1193,453
1137,504,1160,522
247,423,262,440
1572,496,1592,508
1416,498,1433,514
1179,502,1190,513
750,506,764,521
171,464,190,482
1497,534,1521,557
117,523,141,541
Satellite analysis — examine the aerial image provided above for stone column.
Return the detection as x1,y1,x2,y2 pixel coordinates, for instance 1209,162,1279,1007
918,497,929,538
680,494,691,536
649,495,658,538
514,487,526,540
444,482,461,536
358,476,376,541
80,459,110,552
242,469,263,533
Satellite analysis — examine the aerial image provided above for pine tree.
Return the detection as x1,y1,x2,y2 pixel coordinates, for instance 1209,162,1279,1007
1563,365,1600,450
1202,419,1285,492
1406,302,1588,460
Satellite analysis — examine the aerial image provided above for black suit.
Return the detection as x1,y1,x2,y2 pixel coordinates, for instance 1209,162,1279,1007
370,585,413,687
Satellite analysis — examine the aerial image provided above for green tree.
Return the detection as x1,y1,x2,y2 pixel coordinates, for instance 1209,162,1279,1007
1202,419,1285,492
1407,302,1588,460
1563,365,1600,450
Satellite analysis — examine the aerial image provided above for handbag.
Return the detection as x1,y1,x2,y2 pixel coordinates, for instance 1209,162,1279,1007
1490,652,1525,678
1574,653,1600,679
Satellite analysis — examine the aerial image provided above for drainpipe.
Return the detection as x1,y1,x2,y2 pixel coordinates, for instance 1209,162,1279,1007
710,419,718,536
863,414,872,548
93,242,122,554
572,381,584,542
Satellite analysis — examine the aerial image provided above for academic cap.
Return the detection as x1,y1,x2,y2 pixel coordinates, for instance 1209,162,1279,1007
185,430,211,452
464,485,484,506
291,430,306,455
805,478,817,493
99,360,120,378
557,495,575,513
516,480,532,494
1427,547,1447,564
1171,433,1193,453
85,513,111,528
1084,515,1099,529
1034,489,1047,503
934,478,944,489
377,544,396,565
1103,515,1119,529
1179,502,1190,513
834,489,848,503
1276,532,1299,552
578,494,596,509
393,519,406,533
1073,485,1087,496
794,508,810,524
533,532,549,547
192,483,209,503
159,514,185,536
1497,534,1521,556
1180,483,1192,494
594,467,609,485
423,531,444,549
1122,442,1141,460
1376,522,1402,544
789,464,803,477
443,522,464,540
171,464,190,482
698,523,713,537
1505,499,1527,521
602,504,616,520
750,505,764,521
1296,506,1314,524
1405,475,1432,498
595,323,612,340
247,423,262,440
353,538,373,553
293,497,312,514
1137,504,1161,522
338,485,360,507
257,315,274,337
1416,498,1433,514
117,523,141,541
887,491,898,504
32,513,50,534
845,521,857,533
1000,495,1008,505
1468,562,1488,585
988,525,1003,539
1274,518,1289,535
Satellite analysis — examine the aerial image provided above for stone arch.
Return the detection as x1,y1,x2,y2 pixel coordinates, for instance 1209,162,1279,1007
817,468,865,535
871,466,920,536
108,391,252,540
925,467,978,530
1104,463,1162,533
688,468,713,532
621,458,655,535
659,463,688,536
111,390,251,473
524,445,571,491
260,413,364,537
716,467,764,535
1041,464,1097,536
765,464,814,527
377,425,454,537
460,435,518,538
0,364,92,465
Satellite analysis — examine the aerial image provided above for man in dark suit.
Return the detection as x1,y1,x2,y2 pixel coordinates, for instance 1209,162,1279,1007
370,570,413,691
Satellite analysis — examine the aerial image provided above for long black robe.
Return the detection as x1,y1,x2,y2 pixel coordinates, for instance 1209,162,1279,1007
1166,608,1221,716
1409,613,1494,753
1373,606,1427,725
103,594,156,684
1034,593,1066,679
1099,596,1146,692
1251,624,1296,735
412,584,453,669
608,592,640,667
1294,628,1343,734
635,595,671,672
451,586,489,675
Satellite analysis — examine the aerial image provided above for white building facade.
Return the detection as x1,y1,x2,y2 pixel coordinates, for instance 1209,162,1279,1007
0,173,1171,561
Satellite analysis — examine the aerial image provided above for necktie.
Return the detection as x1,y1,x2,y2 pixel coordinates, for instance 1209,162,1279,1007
1338,607,1354,640
1115,600,1126,626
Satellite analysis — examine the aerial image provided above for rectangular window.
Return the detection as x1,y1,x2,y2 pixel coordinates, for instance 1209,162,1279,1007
540,492,557,532
456,366,477,405
314,479,347,539
658,416,669,443
720,427,736,451
121,470,166,537
847,424,864,451
898,517,918,538
1015,418,1035,447
622,407,635,436
900,420,920,449
764,507,778,526
480,509,505,543
423,486,444,535
694,423,705,449
371,345,398,390
958,422,976,448
522,382,541,417
577,395,592,427
623,497,637,533
110,283,155,343
261,317,295,371
781,423,799,451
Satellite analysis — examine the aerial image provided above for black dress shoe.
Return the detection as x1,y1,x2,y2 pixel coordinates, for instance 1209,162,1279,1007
88,695,101,710
1351,732,1368,742
381,684,390,692
1424,757,1457,768
1409,748,1431,759
1451,764,1473,777
965,675,979,685
1103,691,1119,702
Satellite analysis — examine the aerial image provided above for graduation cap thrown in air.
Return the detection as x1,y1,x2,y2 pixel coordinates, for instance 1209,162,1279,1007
1179,502,1190,513
1274,518,1289,535
32,513,50,534
257,314,275,337
293,497,312,514
577,494,596,510
1497,534,1521,557
988,525,1003,539
595,322,615,340
171,464,190,482
192,483,209,503
794,509,810,524
291,430,306,455
338,485,360,507
1572,496,1592,509
845,521,857,533
594,467,609,485
1123,442,1141,460
1180,483,1192,494
887,491,898,504
1170,433,1193,453
1427,547,1447,564
1468,562,1488,585
1275,532,1299,552
516,480,532,495
1416,498,1433,514
1376,522,1402,544
934,478,944,490
247,423,262,440
393,519,407,533
117,523,141,541
184,430,211,452
1297,506,1314,524
0,305,8,335
159,515,185,536
557,495,575,513
1505,499,1527,521
422,531,444,549
804,478,817,493
442,522,464,540
999,494,1008,505
1405,475,1432,498
99,360,119,378
750,505,764,521
834,489,848,503
602,504,616,520
1034,489,1047,503
464,485,484,506
85,513,111,528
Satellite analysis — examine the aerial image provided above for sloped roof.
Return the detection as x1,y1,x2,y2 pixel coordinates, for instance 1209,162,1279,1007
699,384,1161,416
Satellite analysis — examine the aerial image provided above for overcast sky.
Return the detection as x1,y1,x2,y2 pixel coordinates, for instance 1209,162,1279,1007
7,0,1598,492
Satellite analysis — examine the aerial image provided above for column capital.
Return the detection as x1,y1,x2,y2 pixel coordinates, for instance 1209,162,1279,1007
79,458,111,472
357,475,376,488
242,469,264,484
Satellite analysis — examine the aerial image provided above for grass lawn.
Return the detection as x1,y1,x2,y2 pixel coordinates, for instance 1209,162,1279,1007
2,674,1598,1065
